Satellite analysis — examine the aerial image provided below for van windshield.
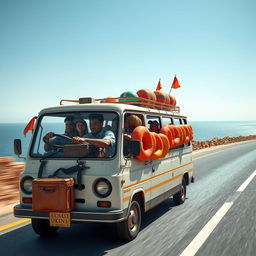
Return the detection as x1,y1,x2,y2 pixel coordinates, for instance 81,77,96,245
30,112,118,159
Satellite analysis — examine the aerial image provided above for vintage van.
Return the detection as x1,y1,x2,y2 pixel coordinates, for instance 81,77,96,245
14,95,194,241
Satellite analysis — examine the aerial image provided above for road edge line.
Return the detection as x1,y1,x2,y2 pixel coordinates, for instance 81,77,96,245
0,218,30,232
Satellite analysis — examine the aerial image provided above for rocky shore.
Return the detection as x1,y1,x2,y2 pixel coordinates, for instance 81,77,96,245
192,135,256,150
0,135,256,209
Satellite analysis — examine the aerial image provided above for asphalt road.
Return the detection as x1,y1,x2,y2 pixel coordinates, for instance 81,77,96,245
1,141,256,256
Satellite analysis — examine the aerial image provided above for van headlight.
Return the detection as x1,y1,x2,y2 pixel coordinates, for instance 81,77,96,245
20,176,33,194
94,178,112,198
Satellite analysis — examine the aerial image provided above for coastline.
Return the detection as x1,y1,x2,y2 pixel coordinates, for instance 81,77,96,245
192,135,256,150
0,135,256,214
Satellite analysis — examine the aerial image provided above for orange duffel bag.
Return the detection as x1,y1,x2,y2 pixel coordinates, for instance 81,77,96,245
32,178,75,212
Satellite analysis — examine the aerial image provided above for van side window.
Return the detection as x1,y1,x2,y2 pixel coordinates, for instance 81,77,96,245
182,118,187,124
162,117,174,126
173,118,181,125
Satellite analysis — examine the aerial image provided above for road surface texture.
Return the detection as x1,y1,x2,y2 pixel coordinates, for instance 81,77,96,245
0,140,255,256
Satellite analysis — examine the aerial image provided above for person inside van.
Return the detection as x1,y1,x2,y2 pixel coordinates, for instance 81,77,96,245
123,114,142,156
71,113,115,157
75,119,88,137
43,115,77,152
124,114,142,138
148,120,160,133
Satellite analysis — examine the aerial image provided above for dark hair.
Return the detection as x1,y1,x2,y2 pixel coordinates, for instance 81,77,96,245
148,120,159,126
88,113,104,123
64,115,75,122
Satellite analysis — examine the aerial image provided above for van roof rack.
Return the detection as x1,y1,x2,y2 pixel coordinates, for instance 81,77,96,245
60,97,180,113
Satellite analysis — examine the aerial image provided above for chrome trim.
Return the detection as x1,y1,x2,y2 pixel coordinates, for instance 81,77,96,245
14,204,128,223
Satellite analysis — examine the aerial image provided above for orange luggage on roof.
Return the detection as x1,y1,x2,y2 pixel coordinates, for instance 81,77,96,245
169,95,176,106
100,97,117,103
137,88,156,105
154,91,170,104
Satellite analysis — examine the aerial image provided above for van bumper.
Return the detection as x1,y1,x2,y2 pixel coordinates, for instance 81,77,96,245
14,204,128,223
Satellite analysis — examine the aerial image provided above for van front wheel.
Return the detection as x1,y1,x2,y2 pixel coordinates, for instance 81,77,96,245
117,200,141,241
173,177,186,205
31,218,59,236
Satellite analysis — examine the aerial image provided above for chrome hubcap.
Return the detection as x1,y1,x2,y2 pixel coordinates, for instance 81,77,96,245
128,207,138,231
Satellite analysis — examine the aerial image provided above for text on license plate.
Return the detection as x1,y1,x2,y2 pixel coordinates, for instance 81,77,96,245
49,212,71,227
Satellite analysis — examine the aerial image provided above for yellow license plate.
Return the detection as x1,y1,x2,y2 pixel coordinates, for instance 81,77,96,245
49,212,71,227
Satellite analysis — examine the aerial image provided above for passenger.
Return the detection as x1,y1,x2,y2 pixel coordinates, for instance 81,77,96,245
123,114,142,156
105,116,118,135
71,113,115,157
111,116,118,135
148,120,160,133
43,116,77,152
124,114,142,140
75,119,88,137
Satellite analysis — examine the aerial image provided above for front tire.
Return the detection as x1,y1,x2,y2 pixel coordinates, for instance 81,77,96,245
116,200,141,241
173,177,186,205
31,218,59,236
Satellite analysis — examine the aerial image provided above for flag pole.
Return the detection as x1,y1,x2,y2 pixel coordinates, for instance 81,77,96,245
169,74,176,95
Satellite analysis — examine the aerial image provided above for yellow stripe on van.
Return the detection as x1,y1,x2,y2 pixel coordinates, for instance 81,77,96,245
144,173,183,193
123,196,131,202
124,161,192,190
122,170,193,202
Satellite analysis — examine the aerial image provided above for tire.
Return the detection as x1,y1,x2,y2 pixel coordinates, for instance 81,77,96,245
31,218,59,236
173,177,186,205
116,200,141,241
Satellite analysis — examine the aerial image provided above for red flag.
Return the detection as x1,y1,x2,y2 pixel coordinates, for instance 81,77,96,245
23,117,37,137
156,79,162,91
171,75,181,89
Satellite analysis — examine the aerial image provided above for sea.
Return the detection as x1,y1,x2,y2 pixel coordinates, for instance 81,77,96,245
0,121,256,161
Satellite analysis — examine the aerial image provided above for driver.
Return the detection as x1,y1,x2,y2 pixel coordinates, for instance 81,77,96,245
71,113,115,157
43,115,77,152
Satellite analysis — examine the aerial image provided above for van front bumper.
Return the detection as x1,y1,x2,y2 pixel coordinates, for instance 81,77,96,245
14,204,128,223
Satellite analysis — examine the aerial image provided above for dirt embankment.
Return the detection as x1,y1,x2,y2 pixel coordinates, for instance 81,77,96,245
0,157,24,208
0,135,256,208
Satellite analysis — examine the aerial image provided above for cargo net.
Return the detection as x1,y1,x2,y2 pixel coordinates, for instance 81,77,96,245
60,97,180,112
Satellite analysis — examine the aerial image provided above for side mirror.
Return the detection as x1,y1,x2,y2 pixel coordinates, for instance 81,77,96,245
14,139,22,155
129,140,140,157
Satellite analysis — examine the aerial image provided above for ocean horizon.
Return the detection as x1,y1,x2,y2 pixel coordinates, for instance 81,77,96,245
0,121,255,161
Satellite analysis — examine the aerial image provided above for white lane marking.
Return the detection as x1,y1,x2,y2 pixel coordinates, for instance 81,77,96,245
237,170,256,192
179,202,233,256
180,169,256,256
193,148,231,161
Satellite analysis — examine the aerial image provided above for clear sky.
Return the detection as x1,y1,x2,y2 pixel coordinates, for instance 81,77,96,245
1,0,255,123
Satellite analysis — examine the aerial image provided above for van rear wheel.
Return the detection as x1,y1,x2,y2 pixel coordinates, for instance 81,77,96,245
173,177,186,205
31,218,59,236
116,200,141,241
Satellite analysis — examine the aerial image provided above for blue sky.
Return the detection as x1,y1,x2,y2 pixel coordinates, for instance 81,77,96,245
1,0,255,122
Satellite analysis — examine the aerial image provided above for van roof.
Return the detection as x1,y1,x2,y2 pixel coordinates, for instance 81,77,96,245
38,97,187,118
